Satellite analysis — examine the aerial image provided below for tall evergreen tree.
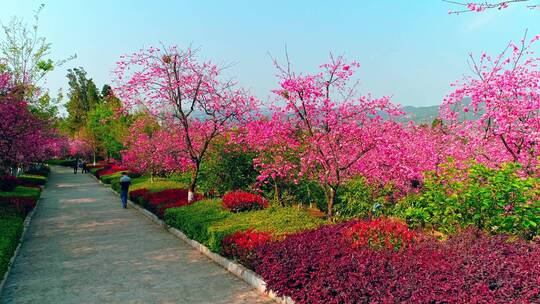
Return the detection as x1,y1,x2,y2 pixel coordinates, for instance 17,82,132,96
65,67,100,133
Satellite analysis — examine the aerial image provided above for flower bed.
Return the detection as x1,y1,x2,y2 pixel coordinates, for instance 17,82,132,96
222,229,272,269
222,191,268,212
164,199,324,252
255,223,540,303
0,197,37,216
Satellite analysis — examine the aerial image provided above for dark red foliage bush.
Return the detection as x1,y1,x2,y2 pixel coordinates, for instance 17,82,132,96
129,188,150,205
255,222,540,304
0,175,19,191
344,217,416,251
222,191,268,212
95,165,127,178
144,189,202,218
0,197,37,216
222,229,272,269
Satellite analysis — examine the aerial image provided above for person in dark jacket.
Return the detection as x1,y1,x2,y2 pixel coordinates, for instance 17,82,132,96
73,158,79,174
119,172,131,209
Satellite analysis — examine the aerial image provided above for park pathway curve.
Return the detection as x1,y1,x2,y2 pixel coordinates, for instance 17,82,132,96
0,166,273,304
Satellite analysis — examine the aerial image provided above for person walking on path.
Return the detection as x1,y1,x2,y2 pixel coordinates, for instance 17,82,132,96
119,172,131,208
82,160,88,173
73,158,79,174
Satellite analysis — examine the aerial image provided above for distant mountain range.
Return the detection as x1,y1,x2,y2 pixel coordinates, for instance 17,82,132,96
400,105,440,124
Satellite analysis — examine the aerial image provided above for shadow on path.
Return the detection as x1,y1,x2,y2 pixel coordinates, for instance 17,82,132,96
0,166,272,304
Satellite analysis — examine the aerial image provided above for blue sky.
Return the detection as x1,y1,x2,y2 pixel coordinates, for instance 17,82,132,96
1,0,539,107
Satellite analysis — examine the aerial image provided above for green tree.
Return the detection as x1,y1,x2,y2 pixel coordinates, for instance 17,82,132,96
0,4,74,101
86,102,131,160
65,67,100,133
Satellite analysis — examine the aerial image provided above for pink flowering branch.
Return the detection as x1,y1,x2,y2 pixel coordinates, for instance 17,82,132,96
444,0,540,14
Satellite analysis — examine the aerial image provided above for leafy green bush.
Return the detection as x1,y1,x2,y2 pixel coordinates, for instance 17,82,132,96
334,177,395,219
394,162,540,239
165,199,324,252
0,215,24,279
18,174,47,186
196,144,259,196
25,165,50,177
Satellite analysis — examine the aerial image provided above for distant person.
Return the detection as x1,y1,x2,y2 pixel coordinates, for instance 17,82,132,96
119,172,131,209
73,158,79,174
82,160,88,173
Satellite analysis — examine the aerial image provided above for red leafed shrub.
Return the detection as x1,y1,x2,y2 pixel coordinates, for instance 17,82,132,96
129,188,150,205
344,217,416,252
0,175,19,191
155,200,191,219
95,164,127,178
255,223,540,304
222,229,272,269
222,191,268,212
0,197,37,216
145,189,202,217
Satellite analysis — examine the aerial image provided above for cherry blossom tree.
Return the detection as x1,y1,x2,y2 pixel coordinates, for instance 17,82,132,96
0,72,63,173
114,45,256,201
268,55,402,217
441,35,540,175
231,115,301,204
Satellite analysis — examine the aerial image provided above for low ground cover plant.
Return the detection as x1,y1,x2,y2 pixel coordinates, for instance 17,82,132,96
222,191,268,212
255,222,540,304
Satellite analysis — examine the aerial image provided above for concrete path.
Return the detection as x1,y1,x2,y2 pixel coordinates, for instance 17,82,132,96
0,166,272,304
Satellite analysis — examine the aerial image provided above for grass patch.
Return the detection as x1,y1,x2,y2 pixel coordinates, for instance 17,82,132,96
0,186,41,199
0,215,24,279
165,199,325,252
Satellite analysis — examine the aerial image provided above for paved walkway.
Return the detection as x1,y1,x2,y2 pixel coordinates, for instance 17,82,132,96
0,166,272,304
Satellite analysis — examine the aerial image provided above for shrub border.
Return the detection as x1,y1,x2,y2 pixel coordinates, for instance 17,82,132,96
90,173,294,304
0,186,43,293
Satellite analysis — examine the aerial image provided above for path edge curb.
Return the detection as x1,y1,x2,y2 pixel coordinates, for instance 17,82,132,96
0,185,44,293
89,173,294,304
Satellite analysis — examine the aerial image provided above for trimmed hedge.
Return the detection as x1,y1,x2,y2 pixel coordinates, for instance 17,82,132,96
165,199,324,252
18,174,47,186
46,159,75,167
0,215,24,280
0,186,40,199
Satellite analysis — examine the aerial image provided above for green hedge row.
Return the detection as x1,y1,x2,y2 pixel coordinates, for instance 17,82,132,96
18,174,47,186
0,186,41,199
164,199,324,252
46,159,75,167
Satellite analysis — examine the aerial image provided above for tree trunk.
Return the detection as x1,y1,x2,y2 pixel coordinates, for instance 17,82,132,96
188,161,201,203
325,186,336,219
273,179,283,207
